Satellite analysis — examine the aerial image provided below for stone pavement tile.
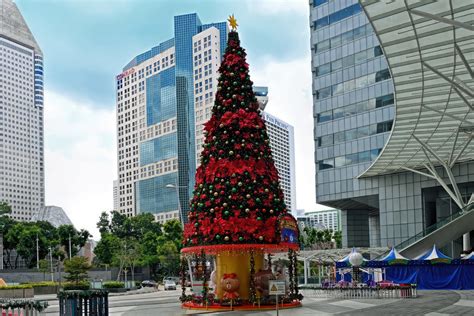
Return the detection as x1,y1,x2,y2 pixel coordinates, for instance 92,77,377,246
329,299,375,309
424,313,449,316
338,290,461,316
454,299,474,307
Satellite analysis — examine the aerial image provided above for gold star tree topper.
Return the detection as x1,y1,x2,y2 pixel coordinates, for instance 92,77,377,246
228,14,238,31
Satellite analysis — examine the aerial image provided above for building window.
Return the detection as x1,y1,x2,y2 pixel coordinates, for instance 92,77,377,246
376,69,391,82
318,158,334,170
313,0,328,7
376,93,394,108
316,86,331,100
315,63,331,77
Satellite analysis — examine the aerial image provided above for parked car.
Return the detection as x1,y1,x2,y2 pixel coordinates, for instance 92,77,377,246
163,276,179,283
164,280,177,291
141,280,157,288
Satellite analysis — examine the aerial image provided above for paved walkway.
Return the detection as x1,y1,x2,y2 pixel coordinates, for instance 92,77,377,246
42,289,474,315
187,291,474,316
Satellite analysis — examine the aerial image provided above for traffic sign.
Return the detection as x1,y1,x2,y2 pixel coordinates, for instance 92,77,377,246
269,280,285,295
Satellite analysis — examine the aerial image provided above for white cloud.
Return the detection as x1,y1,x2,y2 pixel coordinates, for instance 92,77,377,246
43,55,325,241
245,0,308,15
249,54,327,214
44,90,116,239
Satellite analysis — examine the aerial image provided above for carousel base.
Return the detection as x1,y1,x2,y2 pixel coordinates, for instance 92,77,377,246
182,301,302,311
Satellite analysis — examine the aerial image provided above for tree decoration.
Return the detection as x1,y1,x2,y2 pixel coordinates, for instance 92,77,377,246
183,29,288,248
201,250,209,302
180,16,301,310
288,249,294,295
180,257,187,301
249,250,257,304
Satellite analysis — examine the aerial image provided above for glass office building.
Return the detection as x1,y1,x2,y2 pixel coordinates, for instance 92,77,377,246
0,0,44,221
311,0,394,247
116,13,227,223
311,0,473,257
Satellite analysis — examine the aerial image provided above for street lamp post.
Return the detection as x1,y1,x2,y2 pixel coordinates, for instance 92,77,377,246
48,247,54,282
68,234,72,259
36,233,39,270
165,181,186,226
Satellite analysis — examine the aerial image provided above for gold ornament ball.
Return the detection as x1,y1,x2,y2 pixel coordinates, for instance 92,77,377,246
224,236,230,241
214,192,218,196
223,203,228,207
246,194,251,199
259,236,264,241
245,208,250,213
210,208,215,213
269,209,274,214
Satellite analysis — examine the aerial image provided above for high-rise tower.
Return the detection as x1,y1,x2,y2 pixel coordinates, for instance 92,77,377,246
0,0,45,221
115,13,227,223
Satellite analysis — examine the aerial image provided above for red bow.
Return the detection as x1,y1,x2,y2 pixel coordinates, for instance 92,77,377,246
223,273,237,279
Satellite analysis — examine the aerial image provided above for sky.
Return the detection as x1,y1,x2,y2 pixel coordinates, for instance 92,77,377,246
16,0,326,238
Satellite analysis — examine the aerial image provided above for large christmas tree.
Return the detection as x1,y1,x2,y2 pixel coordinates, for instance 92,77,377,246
183,24,288,247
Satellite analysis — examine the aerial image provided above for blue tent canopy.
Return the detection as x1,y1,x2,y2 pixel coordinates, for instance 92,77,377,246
462,252,474,260
418,245,451,261
380,247,409,263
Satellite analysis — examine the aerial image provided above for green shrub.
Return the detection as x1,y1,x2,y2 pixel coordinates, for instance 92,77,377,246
0,284,33,289
62,281,90,290
22,281,58,288
103,281,124,289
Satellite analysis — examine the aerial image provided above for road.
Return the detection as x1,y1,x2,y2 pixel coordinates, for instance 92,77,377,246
43,289,474,315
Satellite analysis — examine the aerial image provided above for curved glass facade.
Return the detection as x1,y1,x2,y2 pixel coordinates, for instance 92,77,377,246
136,172,179,214
34,54,43,107
116,13,227,221
140,132,177,166
146,67,177,126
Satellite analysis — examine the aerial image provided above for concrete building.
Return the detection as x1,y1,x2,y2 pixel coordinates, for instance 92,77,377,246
115,13,227,223
302,209,341,232
113,180,118,211
261,112,297,216
0,0,44,221
251,86,297,216
310,0,473,257
31,206,73,228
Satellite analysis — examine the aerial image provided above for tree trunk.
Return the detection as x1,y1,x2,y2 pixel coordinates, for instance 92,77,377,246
116,261,124,281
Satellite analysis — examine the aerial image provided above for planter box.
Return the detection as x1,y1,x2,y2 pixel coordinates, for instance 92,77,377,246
0,288,34,298
33,285,58,295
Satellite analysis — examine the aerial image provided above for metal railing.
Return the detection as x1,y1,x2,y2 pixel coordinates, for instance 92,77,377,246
300,285,417,299
376,203,474,259
0,299,48,316
58,290,108,316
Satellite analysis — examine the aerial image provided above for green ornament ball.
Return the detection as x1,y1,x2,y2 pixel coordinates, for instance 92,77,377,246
239,236,244,241
216,235,221,239
224,210,229,216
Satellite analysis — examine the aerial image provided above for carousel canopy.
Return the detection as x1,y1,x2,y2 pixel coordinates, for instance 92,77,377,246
338,248,368,263
380,247,409,262
417,245,451,260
